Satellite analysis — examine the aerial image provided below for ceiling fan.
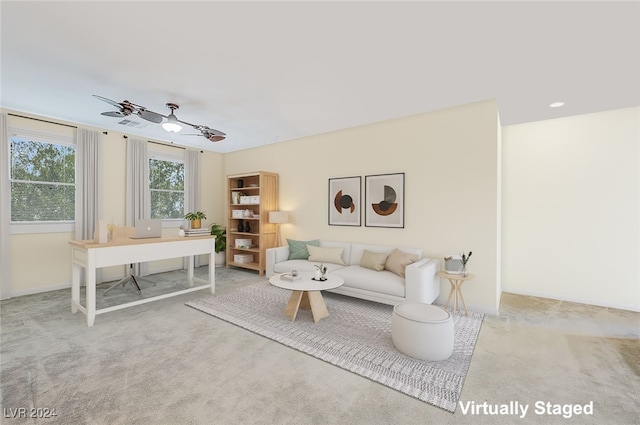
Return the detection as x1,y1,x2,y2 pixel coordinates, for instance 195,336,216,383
94,95,226,142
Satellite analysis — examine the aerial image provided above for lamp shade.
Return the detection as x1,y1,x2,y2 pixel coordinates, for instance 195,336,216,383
269,211,289,224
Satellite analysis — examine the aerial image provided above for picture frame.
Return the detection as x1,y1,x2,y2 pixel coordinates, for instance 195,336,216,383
328,176,361,226
365,173,405,228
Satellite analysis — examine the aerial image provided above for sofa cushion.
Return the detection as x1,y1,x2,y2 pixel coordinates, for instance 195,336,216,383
307,245,346,265
349,243,396,266
385,248,420,277
360,249,388,271
273,260,345,275
287,239,319,260
319,241,352,265
332,266,405,298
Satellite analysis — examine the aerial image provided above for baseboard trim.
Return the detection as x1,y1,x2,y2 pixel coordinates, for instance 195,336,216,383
10,283,71,298
6,264,201,300
502,287,640,313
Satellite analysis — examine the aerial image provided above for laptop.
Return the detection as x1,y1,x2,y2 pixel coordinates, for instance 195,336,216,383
130,219,162,239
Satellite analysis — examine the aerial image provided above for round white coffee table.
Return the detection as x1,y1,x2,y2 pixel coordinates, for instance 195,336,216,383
269,272,344,323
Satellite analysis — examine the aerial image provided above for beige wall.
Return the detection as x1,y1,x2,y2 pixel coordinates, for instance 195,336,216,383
502,107,640,311
11,101,636,313
225,99,502,314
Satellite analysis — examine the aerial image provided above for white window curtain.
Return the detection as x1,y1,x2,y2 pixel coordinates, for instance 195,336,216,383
0,113,11,300
126,138,150,275
185,149,201,267
75,128,102,240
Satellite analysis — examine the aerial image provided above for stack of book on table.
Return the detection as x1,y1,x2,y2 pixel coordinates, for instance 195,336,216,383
184,228,211,237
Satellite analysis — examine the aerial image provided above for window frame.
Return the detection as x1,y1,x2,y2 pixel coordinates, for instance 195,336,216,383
8,127,76,234
148,148,186,228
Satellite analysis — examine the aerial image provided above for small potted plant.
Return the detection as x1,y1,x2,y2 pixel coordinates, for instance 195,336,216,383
210,223,227,266
184,211,207,229
209,223,227,252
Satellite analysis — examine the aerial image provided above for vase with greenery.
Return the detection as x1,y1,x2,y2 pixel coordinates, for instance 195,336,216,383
184,211,207,229
210,223,227,253
210,223,227,267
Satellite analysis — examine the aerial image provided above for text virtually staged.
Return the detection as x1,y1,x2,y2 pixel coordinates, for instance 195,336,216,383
459,400,594,419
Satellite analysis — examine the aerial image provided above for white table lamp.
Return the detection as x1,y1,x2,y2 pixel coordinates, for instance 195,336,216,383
269,211,289,246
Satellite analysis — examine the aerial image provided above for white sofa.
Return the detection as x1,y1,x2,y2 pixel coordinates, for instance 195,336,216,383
266,241,439,306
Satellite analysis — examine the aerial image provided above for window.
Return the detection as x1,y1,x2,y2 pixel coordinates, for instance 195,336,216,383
149,156,184,219
10,135,76,222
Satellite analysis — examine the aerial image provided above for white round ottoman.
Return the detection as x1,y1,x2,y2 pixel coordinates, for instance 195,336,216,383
391,303,454,361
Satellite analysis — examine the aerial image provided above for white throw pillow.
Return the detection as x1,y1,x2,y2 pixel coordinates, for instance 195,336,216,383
307,245,346,265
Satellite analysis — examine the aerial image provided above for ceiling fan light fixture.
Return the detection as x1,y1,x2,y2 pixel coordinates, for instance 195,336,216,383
162,103,182,133
162,114,182,133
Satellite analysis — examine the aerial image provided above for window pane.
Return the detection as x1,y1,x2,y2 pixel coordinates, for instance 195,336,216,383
10,136,76,223
11,138,75,183
151,190,184,219
149,159,184,191
11,181,75,221
149,158,185,219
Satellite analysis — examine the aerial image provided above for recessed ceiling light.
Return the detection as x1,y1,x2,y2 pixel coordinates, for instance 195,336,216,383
549,101,565,108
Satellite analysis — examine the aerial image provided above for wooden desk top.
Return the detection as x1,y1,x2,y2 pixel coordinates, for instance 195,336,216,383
68,235,214,250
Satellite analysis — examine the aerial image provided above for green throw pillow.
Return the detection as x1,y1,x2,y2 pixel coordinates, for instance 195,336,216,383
287,239,320,260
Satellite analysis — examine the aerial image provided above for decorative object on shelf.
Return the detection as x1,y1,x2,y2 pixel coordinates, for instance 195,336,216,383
461,251,472,276
184,211,207,229
237,220,244,232
178,225,185,237
365,173,404,228
313,263,328,281
237,179,244,188
329,176,361,226
244,222,251,233
269,211,289,246
243,209,252,217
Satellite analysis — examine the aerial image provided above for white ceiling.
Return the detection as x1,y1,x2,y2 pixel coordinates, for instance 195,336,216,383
1,1,638,153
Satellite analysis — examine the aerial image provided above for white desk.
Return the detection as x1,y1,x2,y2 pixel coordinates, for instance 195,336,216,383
69,235,215,327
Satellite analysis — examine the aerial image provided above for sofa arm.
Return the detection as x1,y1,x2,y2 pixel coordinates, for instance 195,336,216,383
405,258,440,304
266,246,290,277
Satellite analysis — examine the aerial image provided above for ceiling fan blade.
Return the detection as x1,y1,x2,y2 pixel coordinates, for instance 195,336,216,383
93,95,123,109
206,134,226,142
199,126,226,137
137,109,164,124
101,111,126,118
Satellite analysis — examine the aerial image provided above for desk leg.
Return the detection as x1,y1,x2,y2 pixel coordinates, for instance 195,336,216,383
86,254,96,327
71,261,80,314
187,255,194,287
209,250,215,295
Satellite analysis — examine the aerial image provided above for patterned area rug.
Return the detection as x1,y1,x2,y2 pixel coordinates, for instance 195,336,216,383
186,281,484,413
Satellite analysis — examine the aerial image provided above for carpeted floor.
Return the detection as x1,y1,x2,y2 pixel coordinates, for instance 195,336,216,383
186,281,484,412
1,266,639,424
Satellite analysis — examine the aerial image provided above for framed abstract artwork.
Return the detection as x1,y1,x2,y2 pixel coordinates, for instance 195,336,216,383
365,173,405,228
328,176,361,226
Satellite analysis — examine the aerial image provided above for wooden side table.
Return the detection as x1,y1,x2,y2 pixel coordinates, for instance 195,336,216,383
437,271,476,315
